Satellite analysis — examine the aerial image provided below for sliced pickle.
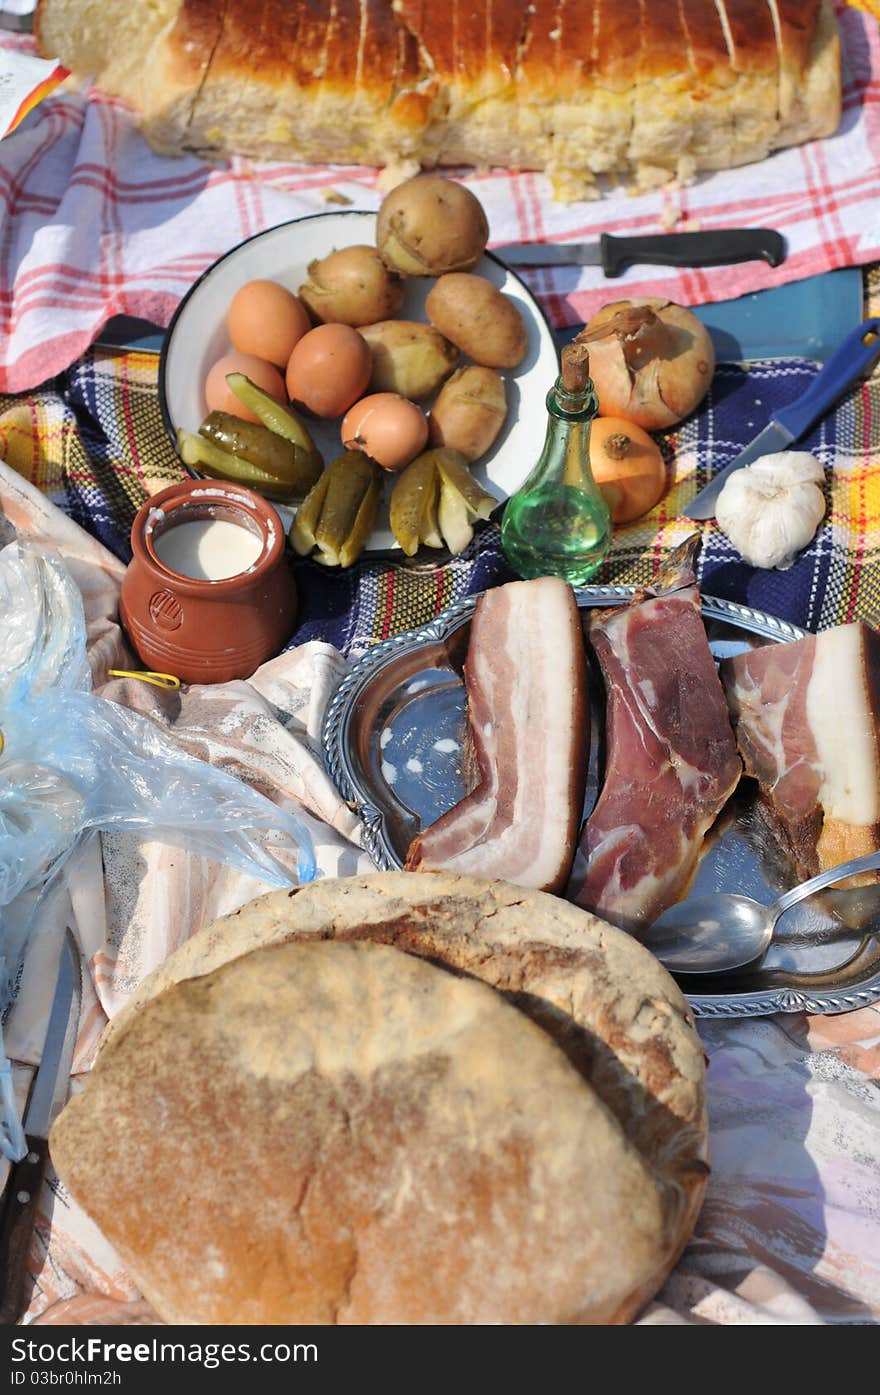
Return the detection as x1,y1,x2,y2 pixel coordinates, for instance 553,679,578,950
389,454,440,557
314,454,381,565
199,411,322,494
225,373,320,462
438,479,474,555
432,447,497,520
421,485,443,549
338,472,381,567
176,429,297,501
291,452,381,568
289,470,333,556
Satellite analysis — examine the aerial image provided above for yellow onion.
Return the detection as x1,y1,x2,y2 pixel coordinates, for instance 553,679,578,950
576,298,715,430
588,417,667,524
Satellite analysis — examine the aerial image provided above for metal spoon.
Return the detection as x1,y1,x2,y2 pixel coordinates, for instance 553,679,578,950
646,849,880,975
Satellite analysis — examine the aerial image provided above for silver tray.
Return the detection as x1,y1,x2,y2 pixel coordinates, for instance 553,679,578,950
322,588,880,1019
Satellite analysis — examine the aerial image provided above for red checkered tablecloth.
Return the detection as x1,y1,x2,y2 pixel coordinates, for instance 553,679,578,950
0,1,878,391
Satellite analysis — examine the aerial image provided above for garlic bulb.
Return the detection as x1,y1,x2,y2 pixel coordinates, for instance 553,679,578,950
715,451,826,570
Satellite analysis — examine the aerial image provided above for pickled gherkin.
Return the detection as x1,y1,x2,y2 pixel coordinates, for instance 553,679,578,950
390,447,498,556
433,448,496,520
437,480,474,555
389,453,439,557
225,373,321,465
289,471,332,556
290,452,382,568
420,484,444,549
177,429,302,502
335,476,382,568
198,412,323,495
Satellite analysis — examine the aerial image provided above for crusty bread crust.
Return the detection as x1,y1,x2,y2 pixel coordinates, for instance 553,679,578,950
35,0,841,195
53,937,688,1324
85,872,708,1324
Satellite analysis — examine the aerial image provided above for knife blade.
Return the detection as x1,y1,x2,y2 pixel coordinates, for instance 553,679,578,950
684,317,880,521
495,228,786,275
0,929,81,1326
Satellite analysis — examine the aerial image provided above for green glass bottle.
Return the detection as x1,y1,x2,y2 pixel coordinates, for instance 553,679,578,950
501,340,611,585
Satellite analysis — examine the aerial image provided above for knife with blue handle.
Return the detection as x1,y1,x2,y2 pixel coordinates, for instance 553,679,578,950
684,318,880,521
0,930,81,1326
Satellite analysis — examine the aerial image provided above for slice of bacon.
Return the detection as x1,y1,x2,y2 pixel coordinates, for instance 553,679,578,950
721,622,880,881
567,538,741,934
405,576,588,893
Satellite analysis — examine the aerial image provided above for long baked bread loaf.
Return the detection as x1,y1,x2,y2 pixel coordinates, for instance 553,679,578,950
36,0,841,197
56,873,708,1324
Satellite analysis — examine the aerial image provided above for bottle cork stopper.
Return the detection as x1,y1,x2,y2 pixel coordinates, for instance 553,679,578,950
560,340,591,393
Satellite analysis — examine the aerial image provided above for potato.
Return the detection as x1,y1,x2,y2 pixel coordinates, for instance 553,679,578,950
298,245,404,326
426,274,528,370
429,366,507,462
359,320,459,400
376,175,489,277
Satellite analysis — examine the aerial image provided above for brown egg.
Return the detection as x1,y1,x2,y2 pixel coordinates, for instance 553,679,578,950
341,393,429,472
286,324,372,418
227,280,311,367
204,352,286,422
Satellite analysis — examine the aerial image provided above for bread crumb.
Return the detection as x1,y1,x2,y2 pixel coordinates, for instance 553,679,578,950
676,154,697,185
634,163,675,191
549,167,600,203
321,188,352,206
376,160,421,195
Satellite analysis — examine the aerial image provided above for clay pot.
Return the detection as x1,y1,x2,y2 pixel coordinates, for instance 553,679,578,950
120,481,297,685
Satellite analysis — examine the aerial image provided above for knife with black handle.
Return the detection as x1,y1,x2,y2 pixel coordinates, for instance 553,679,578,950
0,1141,50,1326
496,228,786,276
0,930,81,1326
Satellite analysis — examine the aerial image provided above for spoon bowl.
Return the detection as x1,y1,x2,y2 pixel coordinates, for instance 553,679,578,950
646,849,880,975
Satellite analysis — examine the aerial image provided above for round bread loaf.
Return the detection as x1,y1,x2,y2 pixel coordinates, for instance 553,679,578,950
54,939,669,1325
54,873,708,1324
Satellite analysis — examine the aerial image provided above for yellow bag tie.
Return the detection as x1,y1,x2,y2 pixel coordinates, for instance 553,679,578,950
106,669,181,691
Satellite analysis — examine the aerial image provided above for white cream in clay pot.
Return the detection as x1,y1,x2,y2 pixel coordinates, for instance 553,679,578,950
153,518,263,581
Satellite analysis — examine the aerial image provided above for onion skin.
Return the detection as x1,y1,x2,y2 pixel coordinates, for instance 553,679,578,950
578,298,715,431
588,417,667,524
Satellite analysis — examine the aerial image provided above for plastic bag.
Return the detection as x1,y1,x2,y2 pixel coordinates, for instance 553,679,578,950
0,535,315,1158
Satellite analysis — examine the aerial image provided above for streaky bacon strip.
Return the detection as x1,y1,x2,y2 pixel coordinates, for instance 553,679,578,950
721,622,880,881
405,576,588,893
567,537,741,934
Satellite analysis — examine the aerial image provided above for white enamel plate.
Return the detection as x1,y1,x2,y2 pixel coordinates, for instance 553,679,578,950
159,211,559,556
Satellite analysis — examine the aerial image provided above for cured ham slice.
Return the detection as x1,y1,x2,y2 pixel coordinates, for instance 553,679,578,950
405,577,588,893
567,539,741,934
721,623,880,880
